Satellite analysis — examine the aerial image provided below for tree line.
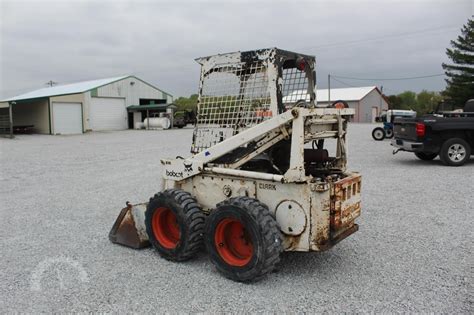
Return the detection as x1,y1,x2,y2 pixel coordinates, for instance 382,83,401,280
386,90,443,114
175,90,446,115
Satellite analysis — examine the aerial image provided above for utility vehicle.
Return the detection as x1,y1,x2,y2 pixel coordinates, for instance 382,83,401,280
109,48,362,282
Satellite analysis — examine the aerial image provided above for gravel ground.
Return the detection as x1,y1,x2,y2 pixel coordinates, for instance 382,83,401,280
0,124,472,313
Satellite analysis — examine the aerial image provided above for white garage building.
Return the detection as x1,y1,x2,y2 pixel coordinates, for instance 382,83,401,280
284,86,390,123
316,86,389,123
0,75,173,134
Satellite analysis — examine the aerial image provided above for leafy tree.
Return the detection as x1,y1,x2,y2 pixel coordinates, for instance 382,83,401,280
416,90,443,114
387,95,402,109
397,91,417,110
174,94,198,111
387,90,443,114
442,18,474,105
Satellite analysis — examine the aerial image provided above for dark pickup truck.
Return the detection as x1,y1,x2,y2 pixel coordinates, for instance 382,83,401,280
391,99,474,166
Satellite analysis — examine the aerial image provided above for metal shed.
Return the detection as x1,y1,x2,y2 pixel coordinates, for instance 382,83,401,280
1,75,173,135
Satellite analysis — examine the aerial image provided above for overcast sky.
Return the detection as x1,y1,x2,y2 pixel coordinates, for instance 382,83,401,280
0,0,472,99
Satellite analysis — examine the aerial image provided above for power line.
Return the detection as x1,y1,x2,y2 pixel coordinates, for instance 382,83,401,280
331,73,445,81
330,76,356,87
299,25,459,51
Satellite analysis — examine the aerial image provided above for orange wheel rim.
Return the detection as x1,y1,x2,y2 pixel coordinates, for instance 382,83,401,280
214,218,253,267
152,207,180,249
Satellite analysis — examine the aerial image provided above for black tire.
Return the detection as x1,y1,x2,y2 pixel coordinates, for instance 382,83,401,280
439,138,471,166
205,197,283,282
385,128,394,139
415,152,438,161
372,127,385,141
145,189,205,261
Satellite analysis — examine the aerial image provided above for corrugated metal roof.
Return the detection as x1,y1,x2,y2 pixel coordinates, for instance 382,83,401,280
283,86,378,103
317,86,377,102
3,75,129,102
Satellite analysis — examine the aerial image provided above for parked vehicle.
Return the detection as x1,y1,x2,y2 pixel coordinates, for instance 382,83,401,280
392,99,474,166
173,110,196,128
372,109,417,141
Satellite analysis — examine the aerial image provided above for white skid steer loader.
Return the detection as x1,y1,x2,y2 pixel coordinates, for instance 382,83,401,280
109,48,362,282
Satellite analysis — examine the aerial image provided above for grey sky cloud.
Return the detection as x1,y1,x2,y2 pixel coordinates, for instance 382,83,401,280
0,0,472,99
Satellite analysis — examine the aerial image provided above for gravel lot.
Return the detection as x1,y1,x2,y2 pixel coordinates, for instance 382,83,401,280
0,124,472,313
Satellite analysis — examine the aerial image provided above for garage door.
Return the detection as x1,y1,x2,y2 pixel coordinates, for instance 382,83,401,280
90,97,127,131
52,102,83,135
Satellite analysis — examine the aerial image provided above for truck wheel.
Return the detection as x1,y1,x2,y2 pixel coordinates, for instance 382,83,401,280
439,138,471,166
205,197,283,282
372,127,385,141
415,152,438,160
385,128,394,139
145,189,205,261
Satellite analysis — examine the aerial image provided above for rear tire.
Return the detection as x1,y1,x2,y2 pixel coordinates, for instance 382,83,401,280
372,127,385,141
331,100,349,109
415,152,438,161
439,138,471,166
205,197,283,282
145,189,205,261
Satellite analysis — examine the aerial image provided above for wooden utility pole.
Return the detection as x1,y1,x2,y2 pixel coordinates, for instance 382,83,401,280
380,85,384,112
45,80,57,87
9,102,14,139
328,74,331,106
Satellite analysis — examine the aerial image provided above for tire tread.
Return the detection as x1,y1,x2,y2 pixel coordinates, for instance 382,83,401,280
146,189,205,262
209,196,283,282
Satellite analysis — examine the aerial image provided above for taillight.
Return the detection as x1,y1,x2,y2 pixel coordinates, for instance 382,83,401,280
296,58,306,71
416,123,425,137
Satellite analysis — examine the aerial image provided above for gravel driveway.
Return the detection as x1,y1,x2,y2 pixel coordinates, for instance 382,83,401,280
0,124,472,313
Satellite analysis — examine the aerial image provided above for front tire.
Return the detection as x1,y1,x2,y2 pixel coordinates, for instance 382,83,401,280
439,138,471,166
385,128,394,139
415,152,438,161
372,127,385,141
145,189,205,261
205,197,283,282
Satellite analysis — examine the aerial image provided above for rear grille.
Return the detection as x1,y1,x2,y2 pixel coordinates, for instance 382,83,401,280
331,174,362,231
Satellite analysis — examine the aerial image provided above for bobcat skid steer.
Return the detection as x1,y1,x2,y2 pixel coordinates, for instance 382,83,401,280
109,48,362,282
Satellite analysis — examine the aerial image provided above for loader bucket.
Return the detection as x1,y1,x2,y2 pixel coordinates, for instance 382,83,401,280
109,202,150,249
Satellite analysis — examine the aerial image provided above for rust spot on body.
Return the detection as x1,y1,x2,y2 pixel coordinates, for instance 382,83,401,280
330,174,362,231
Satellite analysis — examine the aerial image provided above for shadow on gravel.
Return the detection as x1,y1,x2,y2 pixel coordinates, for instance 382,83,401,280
393,157,474,167
277,250,348,274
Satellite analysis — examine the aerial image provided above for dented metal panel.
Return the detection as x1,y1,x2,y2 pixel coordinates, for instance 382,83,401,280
181,175,257,212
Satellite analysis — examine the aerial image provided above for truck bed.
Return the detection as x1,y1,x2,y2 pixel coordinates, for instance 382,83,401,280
392,113,474,155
